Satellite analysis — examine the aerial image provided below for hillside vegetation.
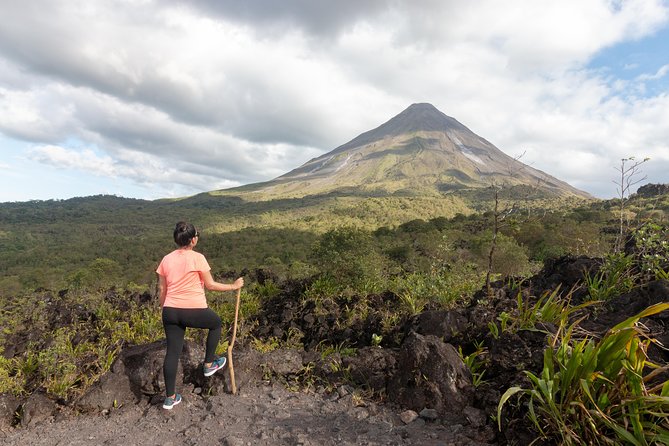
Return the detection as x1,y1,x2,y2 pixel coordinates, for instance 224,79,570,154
1,184,668,444
0,186,594,293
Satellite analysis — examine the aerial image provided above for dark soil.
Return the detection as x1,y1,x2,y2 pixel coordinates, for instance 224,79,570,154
2,256,668,445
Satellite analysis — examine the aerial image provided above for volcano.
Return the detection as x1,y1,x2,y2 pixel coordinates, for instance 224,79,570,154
231,103,590,199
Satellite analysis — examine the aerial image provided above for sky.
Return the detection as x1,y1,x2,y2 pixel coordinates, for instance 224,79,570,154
1,0,668,202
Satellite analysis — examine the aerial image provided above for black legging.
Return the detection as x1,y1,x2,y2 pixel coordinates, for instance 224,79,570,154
162,307,222,396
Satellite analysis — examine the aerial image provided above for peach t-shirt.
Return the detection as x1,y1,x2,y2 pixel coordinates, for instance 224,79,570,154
156,249,210,309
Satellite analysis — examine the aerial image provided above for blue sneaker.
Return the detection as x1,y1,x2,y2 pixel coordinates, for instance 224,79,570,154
162,393,182,410
204,356,227,377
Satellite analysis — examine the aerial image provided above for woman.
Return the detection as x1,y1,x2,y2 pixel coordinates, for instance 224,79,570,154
156,221,244,410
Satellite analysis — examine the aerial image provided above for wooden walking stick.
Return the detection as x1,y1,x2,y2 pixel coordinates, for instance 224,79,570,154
227,287,241,394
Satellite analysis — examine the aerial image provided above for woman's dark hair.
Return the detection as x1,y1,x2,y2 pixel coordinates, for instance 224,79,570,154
173,221,197,247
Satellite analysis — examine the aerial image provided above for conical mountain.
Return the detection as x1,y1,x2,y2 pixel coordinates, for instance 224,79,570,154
233,103,590,199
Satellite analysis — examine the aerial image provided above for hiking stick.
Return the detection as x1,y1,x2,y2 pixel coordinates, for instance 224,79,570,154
227,287,241,394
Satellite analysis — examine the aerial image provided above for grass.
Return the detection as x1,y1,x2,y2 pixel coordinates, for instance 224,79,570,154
585,253,636,301
498,302,669,445
459,341,488,388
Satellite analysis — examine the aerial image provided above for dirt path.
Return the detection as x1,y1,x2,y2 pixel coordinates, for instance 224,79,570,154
1,384,495,446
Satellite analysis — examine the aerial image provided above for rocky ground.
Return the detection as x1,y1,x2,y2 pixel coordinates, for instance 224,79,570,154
1,381,494,446
1,254,668,445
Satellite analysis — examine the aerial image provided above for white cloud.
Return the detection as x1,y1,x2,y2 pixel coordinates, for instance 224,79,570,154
637,64,669,80
28,146,118,176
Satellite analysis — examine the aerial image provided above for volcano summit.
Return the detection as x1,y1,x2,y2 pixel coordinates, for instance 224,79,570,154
226,103,590,200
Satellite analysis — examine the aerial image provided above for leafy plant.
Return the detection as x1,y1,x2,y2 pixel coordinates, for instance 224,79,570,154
488,321,500,339
514,286,568,330
491,285,578,337
498,311,511,333
317,341,357,360
253,280,282,299
0,356,23,394
459,342,488,388
388,264,482,314
585,253,636,301
632,223,669,279
250,336,281,353
498,302,669,445
399,289,426,316
304,276,341,300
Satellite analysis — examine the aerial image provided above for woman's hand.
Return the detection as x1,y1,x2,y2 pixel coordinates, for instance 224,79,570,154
200,270,244,292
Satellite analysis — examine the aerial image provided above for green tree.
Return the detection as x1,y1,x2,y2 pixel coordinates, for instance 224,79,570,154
311,226,385,289
67,258,122,290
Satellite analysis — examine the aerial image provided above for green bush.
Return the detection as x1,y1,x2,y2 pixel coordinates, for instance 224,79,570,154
631,223,669,279
311,226,386,290
585,253,636,301
388,262,482,313
471,232,534,278
499,303,669,445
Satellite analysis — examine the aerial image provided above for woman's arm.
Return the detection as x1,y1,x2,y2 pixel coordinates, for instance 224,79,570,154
200,270,244,292
158,274,167,307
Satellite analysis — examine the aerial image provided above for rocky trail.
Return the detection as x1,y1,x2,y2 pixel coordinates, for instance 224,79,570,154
1,380,493,446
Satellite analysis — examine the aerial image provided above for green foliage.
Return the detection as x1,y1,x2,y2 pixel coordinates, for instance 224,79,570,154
458,342,488,388
67,258,123,290
631,223,669,279
0,288,166,400
0,356,23,394
498,303,669,445
311,226,386,289
470,232,535,278
514,286,567,330
304,276,341,301
317,341,357,360
388,263,482,314
513,216,608,260
585,253,636,301
250,336,281,353
0,185,660,298
1,185,668,409
488,285,592,340
252,280,281,299
209,289,259,330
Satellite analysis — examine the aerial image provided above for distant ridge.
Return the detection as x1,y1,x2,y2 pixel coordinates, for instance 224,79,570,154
223,103,591,199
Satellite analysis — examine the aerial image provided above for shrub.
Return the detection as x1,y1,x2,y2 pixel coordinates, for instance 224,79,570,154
471,232,534,278
498,303,669,445
631,223,669,280
585,253,636,301
311,226,386,290
388,262,482,312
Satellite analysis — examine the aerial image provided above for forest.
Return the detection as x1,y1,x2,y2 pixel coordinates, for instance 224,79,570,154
1,183,668,444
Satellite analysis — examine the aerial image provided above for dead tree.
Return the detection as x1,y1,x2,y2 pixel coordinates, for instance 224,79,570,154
613,157,649,253
478,151,540,297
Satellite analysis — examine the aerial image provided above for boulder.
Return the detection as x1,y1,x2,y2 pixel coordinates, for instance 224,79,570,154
20,392,56,427
200,346,266,395
77,339,204,410
264,349,304,376
342,346,397,392
410,309,469,342
0,393,20,430
388,332,473,415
